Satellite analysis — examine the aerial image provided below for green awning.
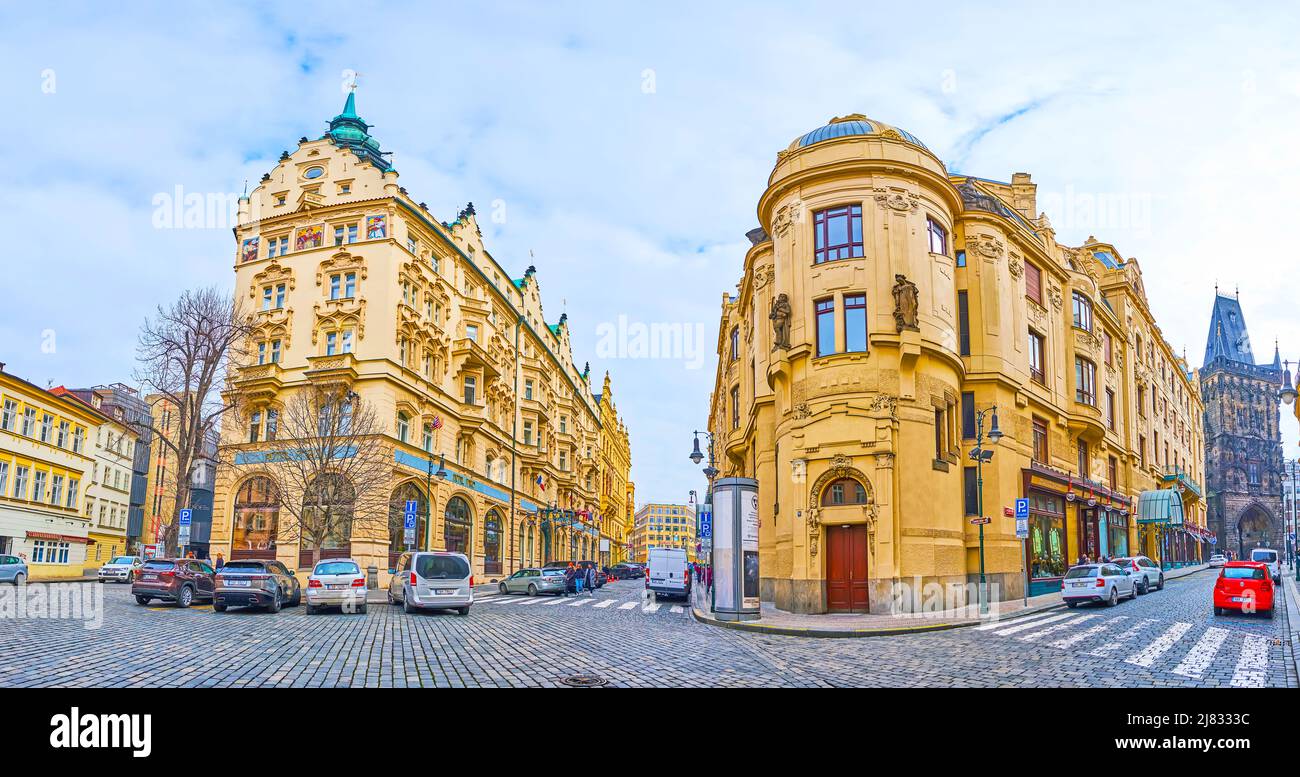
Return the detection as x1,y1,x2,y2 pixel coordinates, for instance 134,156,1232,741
1136,489,1184,526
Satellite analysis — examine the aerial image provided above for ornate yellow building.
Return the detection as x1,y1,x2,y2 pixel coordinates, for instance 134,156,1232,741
211,93,632,584
0,366,98,580
708,114,1206,614
596,372,632,565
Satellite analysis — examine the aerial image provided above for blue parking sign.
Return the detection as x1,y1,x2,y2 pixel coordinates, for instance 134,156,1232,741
1014,498,1029,520
178,509,192,526
403,512,417,530
699,510,712,540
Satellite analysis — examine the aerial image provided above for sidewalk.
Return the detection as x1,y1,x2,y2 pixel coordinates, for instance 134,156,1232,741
690,563,1211,638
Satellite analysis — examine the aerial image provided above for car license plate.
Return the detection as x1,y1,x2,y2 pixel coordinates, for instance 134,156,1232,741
1071,582,1087,588
436,588,456,595
1232,596,1248,603
142,574,157,581
227,580,251,587
327,583,346,590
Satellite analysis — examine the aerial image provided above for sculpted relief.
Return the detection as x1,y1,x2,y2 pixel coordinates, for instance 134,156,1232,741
770,293,792,350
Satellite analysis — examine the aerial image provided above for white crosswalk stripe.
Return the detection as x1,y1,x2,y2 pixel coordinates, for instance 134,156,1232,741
1016,614,1098,642
991,612,1077,636
670,605,685,614
593,599,616,608
566,597,593,607
1172,627,1229,678
1124,622,1192,667
642,602,662,613
1048,616,1128,649
541,597,569,605
618,601,638,610
974,610,1060,631
1230,636,1270,687
514,596,548,606
1088,618,1157,656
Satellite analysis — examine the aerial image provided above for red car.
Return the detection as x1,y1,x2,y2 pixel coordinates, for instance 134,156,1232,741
132,558,216,608
1212,561,1274,618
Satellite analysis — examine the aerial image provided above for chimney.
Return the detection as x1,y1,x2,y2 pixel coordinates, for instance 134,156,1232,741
1011,172,1036,219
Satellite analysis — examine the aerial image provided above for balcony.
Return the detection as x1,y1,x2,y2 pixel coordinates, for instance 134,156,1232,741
1159,466,1203,499
233,362,285,402
304,352,359,384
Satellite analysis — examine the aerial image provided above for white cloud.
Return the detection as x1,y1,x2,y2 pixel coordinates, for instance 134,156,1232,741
2,0,1298,505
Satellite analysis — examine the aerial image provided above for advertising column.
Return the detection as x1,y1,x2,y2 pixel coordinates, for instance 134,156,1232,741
712,477,759,622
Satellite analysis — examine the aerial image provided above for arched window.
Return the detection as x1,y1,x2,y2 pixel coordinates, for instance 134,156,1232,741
232,476,279,559
301,473,355,565
389,482,429,563
821,477,867,507
484,511,502,573
445,496,472,554
397,412,410,443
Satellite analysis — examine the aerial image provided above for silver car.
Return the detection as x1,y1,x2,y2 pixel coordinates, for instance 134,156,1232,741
1062,563,1136,607
498,567,567,596
388,551,473,616
98,555,144,583
306,558,368,614
0,554,27,585
1110,556,1164,595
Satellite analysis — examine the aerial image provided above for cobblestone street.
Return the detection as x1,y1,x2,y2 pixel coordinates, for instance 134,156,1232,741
1,570,1292,688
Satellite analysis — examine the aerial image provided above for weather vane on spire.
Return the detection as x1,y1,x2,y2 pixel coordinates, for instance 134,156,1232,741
341,69,362,95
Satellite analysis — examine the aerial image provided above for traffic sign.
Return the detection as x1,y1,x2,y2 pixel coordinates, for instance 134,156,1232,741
178,509,192,526
405,500,418,514
698,510,713,540
1015,518,1029,539
970,516,992,525
1015,498,1030,520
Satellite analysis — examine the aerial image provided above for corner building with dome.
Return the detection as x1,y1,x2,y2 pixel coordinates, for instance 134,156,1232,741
708,114,1208,614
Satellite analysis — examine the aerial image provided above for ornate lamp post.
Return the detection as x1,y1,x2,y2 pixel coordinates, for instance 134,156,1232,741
423,453,447,551
968,404,1003,615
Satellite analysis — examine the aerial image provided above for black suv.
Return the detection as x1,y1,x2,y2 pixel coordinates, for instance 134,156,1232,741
214,559,302,612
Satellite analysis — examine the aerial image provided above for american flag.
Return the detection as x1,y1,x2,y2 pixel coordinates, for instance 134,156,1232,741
431,416,443,430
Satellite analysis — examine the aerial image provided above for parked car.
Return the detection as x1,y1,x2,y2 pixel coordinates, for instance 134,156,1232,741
0,554,27,585
646,547,691,600
98,555,144,583
1061,563,1136,607
388,551,473,615
1249,548,1281,583
1213,561,1274,618
1110,556,1164,594
498,567,567,596
608,562,643,580
132,558,216,608
542,560,605,588
305,558,368,614
1208,554,1227,568
213,559,301,613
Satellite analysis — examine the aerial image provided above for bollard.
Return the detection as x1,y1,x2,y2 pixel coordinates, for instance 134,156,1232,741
367,565,378,590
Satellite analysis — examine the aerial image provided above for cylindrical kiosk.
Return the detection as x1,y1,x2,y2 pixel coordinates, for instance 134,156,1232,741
711,477,760,622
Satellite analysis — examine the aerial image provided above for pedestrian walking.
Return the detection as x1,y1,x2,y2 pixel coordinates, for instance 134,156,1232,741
564,563,577,596
215,552,225,569
585,563,596,595
572,562,584,595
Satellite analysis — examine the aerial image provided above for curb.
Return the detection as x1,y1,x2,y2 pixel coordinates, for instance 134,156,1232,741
688,565,1214,639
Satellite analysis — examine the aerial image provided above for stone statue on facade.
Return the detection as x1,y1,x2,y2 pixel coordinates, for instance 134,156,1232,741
770,293,792,350
892,274,920,332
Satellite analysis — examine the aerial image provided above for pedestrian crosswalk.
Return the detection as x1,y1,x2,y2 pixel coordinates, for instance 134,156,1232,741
973,610,1278,686
474,591,690,618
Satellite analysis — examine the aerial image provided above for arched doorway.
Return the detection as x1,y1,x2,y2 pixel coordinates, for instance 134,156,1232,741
818,473,872,613
231,476,279,560
301,473,355,569
1238,506,1276,560
389,482,429,570
445,495,472,555
484,510,502,574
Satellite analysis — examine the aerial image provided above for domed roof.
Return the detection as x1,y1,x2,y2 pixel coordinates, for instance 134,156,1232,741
323,91,393,171
791,114,930,152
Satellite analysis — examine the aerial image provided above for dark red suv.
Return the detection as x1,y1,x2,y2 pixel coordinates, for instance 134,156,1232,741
132,558,216,608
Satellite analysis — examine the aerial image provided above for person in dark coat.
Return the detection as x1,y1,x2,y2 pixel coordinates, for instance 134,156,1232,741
584,564,597,595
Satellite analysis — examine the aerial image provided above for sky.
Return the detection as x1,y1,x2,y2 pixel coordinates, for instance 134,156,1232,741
2,0,1299,507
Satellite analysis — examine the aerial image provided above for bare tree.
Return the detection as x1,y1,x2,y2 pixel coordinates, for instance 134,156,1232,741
256,383,393,568
136,286,252,556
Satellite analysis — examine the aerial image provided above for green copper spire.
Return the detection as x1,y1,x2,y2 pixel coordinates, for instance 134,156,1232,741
323,90,393,171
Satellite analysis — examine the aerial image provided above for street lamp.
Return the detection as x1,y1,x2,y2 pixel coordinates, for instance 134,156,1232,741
968,404,1003,615
1281,360,1297,405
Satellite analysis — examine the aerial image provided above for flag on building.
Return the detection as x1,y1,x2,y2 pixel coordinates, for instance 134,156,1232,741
535,474,545,491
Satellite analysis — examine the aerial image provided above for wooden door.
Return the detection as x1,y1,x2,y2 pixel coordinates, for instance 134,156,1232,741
826,524,870,612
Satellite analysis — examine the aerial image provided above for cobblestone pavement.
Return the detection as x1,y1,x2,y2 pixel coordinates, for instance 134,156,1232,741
0,571,1291,687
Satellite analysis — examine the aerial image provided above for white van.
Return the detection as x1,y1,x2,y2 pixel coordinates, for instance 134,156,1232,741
1249,548,1281,583
388,551,474,615
646,547,691,600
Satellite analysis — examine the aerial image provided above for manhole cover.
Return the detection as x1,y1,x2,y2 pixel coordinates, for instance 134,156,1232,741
559,674,607,688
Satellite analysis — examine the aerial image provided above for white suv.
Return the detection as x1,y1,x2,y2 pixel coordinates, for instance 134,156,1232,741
1111,556,1164,595
1249,548,1281,583
1062,563,1136,607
